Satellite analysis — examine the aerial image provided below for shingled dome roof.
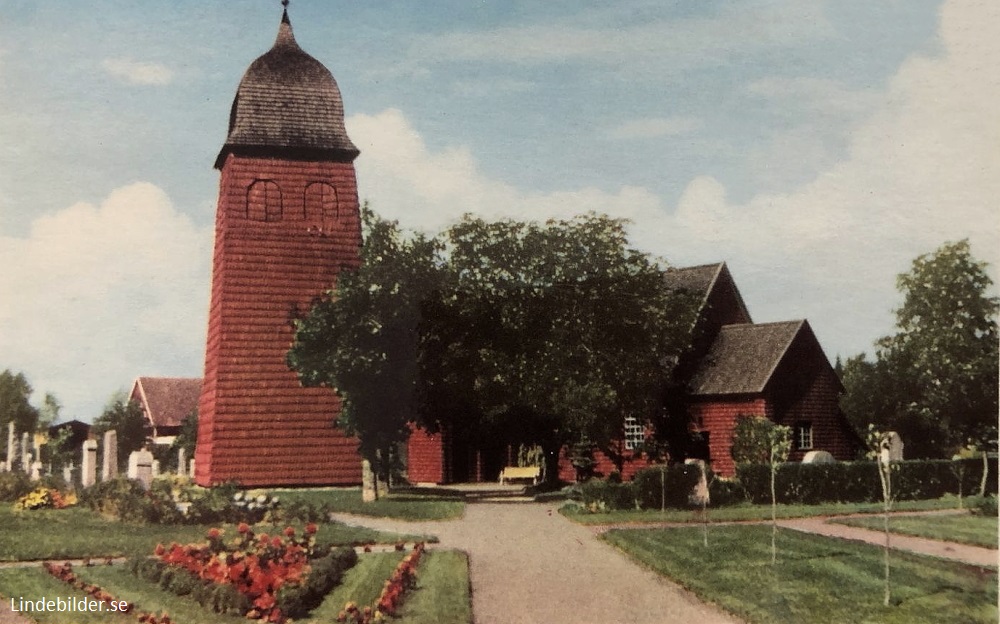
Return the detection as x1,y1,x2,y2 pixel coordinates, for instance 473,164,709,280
215,8,358,168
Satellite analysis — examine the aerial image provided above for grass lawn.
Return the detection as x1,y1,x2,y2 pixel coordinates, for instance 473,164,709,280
0,504,420,562
309,549,472,623
832,513,999,549
561,495,966,525
603,525,997,624
272,487,465,521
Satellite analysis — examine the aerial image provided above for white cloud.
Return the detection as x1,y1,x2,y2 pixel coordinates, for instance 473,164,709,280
0,183,211,419
349,0,999,360
101,58,174,86
609,117,703,140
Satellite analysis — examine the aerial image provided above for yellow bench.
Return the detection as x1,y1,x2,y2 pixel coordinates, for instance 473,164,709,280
499,465,541,485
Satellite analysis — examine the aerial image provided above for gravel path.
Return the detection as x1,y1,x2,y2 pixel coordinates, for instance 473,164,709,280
332,503,743,624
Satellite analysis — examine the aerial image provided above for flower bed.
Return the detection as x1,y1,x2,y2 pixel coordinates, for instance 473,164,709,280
14,486,76,510
147,523,356,623
337,542,426,623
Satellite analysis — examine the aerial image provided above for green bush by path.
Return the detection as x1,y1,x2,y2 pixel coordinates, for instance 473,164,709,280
603,525,997,624
832,514,999,549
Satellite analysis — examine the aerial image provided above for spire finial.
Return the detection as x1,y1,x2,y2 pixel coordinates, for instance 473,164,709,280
282,0,289,7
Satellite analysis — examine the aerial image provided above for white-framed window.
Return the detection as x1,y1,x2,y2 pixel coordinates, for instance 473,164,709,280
624,416,644,451
796,421,813,450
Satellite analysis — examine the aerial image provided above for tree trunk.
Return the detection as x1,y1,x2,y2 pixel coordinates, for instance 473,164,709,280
770,449,777,564
980,450,989,498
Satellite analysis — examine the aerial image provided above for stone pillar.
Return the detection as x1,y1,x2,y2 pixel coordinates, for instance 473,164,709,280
62,462,73,484
152,459,160,478
4,423,14,472
102,430,118,481
362,459,376,502
177,448,187,477
30,461,42,481
128,449,154,490
81,440,98,487
21,432,31,473
189,458,196,478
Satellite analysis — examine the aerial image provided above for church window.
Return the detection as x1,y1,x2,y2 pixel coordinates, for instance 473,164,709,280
246,180,282,222
305,182,339,232
624,416,644,451
796,421,813,450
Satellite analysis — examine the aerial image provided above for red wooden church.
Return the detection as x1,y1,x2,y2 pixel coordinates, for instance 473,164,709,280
191,7,858,487
410,263,860,481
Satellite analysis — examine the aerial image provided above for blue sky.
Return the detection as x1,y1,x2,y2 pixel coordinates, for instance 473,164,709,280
0,0,996,421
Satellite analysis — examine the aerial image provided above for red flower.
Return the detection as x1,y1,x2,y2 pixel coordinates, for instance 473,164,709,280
207,528,222,539
238,522,251,534
305,523,318,535
283,526,295,538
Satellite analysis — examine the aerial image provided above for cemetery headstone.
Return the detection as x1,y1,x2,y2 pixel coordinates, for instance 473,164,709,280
21,432,31,472
177,448,187,477
81,440,98,487
5,423,14,472
30,461,42,481
102,430,118,481
129,449,155,490
362,459,376,502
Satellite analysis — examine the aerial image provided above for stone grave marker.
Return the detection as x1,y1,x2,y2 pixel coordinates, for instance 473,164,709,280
177,448,187,477
81,440,98,487
102,430,118,481
5,423,15,471
20,432,31,472
129,449,155,490
362,459,376,502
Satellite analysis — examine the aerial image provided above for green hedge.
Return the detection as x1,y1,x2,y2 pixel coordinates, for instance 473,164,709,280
632,465,704,509
735,458,997,505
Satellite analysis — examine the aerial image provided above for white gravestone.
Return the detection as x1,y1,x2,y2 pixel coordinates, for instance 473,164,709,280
62,462,73,484
802,450,836,464
81,440,98,487
362,459,376,502
102,430,118,481
880,432,904,464
177,448,187,477
152,459,160,478
5,423,15,471
30,461,42,481
129,449,155,490
21,432,31,472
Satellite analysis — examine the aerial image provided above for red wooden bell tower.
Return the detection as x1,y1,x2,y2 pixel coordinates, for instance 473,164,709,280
195,7,362,486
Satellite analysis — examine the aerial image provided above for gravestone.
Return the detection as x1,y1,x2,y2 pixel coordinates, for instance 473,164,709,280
62,462,73,484
685,458,710,506
802,450,836,464
128,449,155,490
362,459,376,502
152,459,160,478
30,461,42,481
21,432,31,472
81,440,98,487
5,423,15,471
102,430,118,481
189,458,196,478
177,448,187,477
880,431,904,464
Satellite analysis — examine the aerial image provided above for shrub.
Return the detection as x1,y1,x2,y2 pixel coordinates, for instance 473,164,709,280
971,495,998,517
0,472,32,502
631,464,702,510
708,478,747,506
578,478,635,511
735,458,997,505
277,546,358,618
80,478,182,523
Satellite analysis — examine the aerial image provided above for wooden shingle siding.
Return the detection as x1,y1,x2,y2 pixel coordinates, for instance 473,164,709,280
407,425,446,484
196,153,363,486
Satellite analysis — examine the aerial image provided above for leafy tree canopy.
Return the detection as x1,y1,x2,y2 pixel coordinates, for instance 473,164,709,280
0,369,40,434
92,391,148,468
841,240,998,457
289,209,700,481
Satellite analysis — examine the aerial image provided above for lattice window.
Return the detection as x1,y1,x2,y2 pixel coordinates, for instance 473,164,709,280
624,416,645,451
796,421,813,450
305,182,338,231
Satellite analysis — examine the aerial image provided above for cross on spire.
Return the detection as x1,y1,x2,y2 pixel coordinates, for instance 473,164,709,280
282,0,289,7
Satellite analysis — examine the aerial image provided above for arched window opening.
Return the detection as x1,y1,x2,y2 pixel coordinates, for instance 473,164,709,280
304,182,339,233
246,180,282,222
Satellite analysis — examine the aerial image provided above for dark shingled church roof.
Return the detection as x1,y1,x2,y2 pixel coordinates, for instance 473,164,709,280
664,262,723,301
688,320,805,396
215,8,358,168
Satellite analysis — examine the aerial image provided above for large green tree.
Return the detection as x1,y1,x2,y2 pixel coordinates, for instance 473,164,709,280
288,207,444,491
92,392,148,470
841,240,998,458
0,369,40,435
424,213,698,479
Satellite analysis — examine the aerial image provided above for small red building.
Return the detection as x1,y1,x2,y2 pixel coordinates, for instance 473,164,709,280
130,377,201,446
408,262,861,482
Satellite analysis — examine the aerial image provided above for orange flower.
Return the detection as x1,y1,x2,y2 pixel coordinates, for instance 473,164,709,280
238,522,251,534
305,523,318,535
